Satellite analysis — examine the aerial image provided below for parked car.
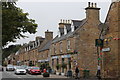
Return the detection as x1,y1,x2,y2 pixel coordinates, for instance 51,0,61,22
29,67,41,75
21,65,28,69
14,66,20,70
0,65,4,71
6,64,14,71
14,66,26,75
26,66,32,74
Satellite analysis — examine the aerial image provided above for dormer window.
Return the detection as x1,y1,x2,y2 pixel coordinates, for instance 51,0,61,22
74,26,78,30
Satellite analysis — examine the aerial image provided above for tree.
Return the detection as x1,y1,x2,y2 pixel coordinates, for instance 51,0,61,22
2,44,21,61
2,2,38,47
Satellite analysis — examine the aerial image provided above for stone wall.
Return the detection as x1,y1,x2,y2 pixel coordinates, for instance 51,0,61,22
103,2,120,78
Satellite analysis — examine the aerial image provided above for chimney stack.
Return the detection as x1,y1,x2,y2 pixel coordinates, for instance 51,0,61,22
59,19,65,36
45,30,53,41
85,2,100,21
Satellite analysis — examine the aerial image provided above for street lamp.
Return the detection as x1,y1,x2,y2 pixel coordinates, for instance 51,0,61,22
96,23,107,79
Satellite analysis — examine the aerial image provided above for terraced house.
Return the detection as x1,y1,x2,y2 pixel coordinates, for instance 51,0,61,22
16,36,45,66
37,30,53,70
5,1,120,79
50,2,101,77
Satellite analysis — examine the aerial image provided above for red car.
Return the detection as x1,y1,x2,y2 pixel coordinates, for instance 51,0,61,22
29,67,41,75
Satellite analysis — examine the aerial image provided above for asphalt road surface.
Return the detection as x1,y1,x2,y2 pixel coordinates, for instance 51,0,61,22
1,70,71,80
0,68,98,80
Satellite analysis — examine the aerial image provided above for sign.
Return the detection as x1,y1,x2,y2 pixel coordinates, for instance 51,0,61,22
95,39,104,47
52,56,59,59
61,54,71,58
98,58,101,60
102,48,110,52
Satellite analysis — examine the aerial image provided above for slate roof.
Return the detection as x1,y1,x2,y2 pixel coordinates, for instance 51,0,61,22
52,19,87,43
38,40,52,52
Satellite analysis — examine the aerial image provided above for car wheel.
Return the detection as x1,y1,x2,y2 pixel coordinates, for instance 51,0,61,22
30,72,33,75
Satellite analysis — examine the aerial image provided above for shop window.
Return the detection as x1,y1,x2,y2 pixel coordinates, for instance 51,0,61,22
52,59,54,67
62,58,65,73
68,58,71,69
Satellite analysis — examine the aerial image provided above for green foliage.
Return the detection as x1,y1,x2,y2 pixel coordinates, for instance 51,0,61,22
43,72,50,77
56,64,61,70
2,44,22,61
2,2,38,47
61,63,67,69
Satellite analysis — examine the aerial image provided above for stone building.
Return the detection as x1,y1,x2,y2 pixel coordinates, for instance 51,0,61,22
50,2,101,76
37,30,53,70
100,1,120,79
16,36,45,66
5,53,16,65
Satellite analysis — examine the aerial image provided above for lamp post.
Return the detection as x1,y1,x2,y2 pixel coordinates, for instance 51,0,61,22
96,23,106,79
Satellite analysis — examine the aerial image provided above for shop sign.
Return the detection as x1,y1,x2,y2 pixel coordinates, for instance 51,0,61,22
38,59,49,62
52,56,59,59
102,48,110,52
61,54,71,58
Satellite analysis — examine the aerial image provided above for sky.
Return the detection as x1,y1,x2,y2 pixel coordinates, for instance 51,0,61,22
7,0,112,47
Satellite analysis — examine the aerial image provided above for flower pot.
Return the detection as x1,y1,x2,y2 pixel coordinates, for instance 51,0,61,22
43,72,50,77
61,73,65,76
56,72,59,75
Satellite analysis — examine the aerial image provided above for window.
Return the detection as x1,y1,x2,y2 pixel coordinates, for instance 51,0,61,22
52,59,54,68
62,58,65,73
57,58,59,64
74,26,78,30
68,58,71,69
54,44,56,54
60,42,62,53
67,40,70,50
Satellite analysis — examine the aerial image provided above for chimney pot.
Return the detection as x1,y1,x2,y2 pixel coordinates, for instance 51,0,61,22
66,20,67,23
88,2,90,7
91,3,93,7
63,20,65,23
68,20,70,23
60,19,62,23
95,3,97,8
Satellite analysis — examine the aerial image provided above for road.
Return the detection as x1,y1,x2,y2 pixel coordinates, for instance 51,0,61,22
0,68,99,80
1,70,70,80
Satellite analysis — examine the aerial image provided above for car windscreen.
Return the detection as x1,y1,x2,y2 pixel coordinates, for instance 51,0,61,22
32,67,40,70
7,65,14,67
16,66,25,69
